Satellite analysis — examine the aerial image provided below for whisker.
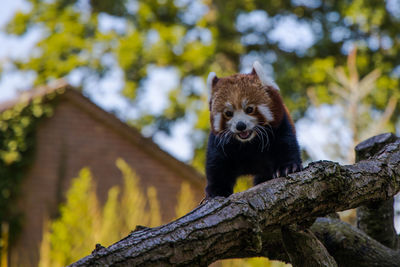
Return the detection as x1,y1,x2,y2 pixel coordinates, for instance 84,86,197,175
256,125,270,151
215,129,233,157
216,130,228,148
256,127,265,152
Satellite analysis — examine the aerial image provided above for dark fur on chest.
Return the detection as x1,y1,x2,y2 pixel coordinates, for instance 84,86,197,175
205,114,302,198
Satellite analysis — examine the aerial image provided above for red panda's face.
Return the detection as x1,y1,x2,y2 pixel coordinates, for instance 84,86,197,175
208,72,284,143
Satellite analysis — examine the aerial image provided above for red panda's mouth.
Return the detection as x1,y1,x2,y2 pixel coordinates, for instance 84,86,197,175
237,130,253,140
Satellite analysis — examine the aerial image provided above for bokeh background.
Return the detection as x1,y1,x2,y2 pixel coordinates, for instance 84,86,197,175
1,0,400,266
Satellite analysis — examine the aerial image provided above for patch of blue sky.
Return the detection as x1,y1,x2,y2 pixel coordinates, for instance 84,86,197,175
387,0,400,19
146,29,160,46
0,26,43,62
176,0,208,25
326,11,340,23
185,27,212,45
0,65,36,102
269,15,316,54
98,13,127,34
240,53,276,79
367,35,380,51
296,104,352,164
126,0,139,15
181,75,206,97
76,54,139,120
0,0,30,27
240,33,267,46
138,65,180,116
236,10,271,33
392,65,400,78
153,115,196,161
291,0,322,9
330,26,351,43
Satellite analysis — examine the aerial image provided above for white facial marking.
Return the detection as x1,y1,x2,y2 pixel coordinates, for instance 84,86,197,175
258,104,274,123
207,72,217,90
213,113,222,132
227,110,257,133
253,61,280,90
241,99,248,109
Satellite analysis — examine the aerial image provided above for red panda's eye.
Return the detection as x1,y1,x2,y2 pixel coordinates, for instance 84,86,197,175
225,110,233,117
245,106,254,114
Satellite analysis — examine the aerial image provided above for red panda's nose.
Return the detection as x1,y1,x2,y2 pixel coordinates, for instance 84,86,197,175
236,121,247,131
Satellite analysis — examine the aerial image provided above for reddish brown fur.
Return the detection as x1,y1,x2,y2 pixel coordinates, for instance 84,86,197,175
284,105,296,134
210,73,293,133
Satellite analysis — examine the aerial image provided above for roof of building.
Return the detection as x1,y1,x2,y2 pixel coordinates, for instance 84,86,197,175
0,80,205,188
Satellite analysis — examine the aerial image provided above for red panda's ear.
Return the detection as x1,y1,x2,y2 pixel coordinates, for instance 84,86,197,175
207,72,219,90
251,61,280,90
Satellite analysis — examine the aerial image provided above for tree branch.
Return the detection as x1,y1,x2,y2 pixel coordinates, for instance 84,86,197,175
312,217,400,267
355,133,399,249
281,225,337,267
70,134,400,266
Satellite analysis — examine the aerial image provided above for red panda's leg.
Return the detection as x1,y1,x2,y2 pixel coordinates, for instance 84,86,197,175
271,113,302,178
253,169,274,185
205,133,238,198
205,166,236,198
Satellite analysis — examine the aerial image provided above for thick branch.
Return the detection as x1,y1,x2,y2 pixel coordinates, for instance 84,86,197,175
281,225,337,267
71,136,400,266
355,133,398,249
312,217,400,267
357,199,398,249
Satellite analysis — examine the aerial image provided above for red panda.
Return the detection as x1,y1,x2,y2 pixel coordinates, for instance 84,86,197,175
205,61,302,198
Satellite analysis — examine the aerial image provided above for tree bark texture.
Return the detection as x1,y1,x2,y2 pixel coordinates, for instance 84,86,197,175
312,217,400,267
281,225,337,267
70,134,400,266
355,133,399,249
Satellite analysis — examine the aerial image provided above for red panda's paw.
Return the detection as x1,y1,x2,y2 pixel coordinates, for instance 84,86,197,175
273,163,303,178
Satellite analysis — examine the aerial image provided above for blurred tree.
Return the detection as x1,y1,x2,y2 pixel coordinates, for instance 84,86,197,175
38,168,101,267
4,0,400,169
174,182,197,218
328,48,397,162
38,159,163,267
299,47,398,163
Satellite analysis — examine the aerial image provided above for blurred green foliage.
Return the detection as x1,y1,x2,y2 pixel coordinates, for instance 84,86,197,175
4,0,400,170
175,181,197,218
38,158,197,266
0,89,63,247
